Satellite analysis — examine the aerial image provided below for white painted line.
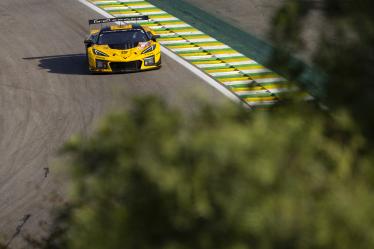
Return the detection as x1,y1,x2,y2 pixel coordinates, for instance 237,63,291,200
137,11,167,15
158,33,179,37
247,100,277,106
200,45,230,50
184,55,215,60
159,31,203,37
215,53,244,58
197,63,227,68
236,87,297,96
129,5,155,9
119,0,144,2
236,89,270,95
150,17,179,21
223,80,255,85
175,31,204,36
240,68,272,74
270,87,298,93
209,71,242,77
77,0,245,106
151,24,191,29
228,61,257,66
254,77,286,83
114,11,166,16
188,38,217,43
159,40,190,45
104,7,130,11
171,47,201,52
94,0,118,4
113,13,139,17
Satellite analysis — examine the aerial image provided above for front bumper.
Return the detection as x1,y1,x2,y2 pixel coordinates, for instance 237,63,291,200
90,54,161,73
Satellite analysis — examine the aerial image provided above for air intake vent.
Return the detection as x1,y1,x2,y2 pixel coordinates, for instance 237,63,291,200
108,42,135,50
110,61,142,72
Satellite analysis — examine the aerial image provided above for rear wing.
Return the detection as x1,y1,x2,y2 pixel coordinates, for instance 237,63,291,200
88,16,149,25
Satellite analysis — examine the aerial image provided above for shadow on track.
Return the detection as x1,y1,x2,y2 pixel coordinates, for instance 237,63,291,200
23,54,90,75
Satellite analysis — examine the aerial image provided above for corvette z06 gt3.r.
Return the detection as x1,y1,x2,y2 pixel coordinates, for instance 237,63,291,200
84,16,161,73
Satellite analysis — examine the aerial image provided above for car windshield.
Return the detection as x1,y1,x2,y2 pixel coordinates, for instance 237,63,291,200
97,29,149,45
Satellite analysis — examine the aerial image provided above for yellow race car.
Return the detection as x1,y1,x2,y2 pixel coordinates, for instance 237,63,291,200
84,16,161,73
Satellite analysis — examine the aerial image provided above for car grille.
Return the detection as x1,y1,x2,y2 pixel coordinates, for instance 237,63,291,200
108,42,135,50
110,61,142,72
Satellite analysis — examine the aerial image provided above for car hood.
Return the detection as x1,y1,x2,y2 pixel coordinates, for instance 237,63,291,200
92,41,154,57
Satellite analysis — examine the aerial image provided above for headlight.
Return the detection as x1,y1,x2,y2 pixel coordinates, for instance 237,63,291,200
142,44,156,54
93,49,109,57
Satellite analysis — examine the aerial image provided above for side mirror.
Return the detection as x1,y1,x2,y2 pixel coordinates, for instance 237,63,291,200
152,35,160,41
84,39,93,47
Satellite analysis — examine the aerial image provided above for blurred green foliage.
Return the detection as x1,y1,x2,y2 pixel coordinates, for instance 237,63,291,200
271,0,374,141
31,97,374,249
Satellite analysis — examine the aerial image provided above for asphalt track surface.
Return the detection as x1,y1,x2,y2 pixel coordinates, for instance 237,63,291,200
0,0,228,247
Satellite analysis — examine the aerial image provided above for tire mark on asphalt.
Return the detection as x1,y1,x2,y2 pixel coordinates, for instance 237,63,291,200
0,82,98,112
4,214,31,249
43,168,50,178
